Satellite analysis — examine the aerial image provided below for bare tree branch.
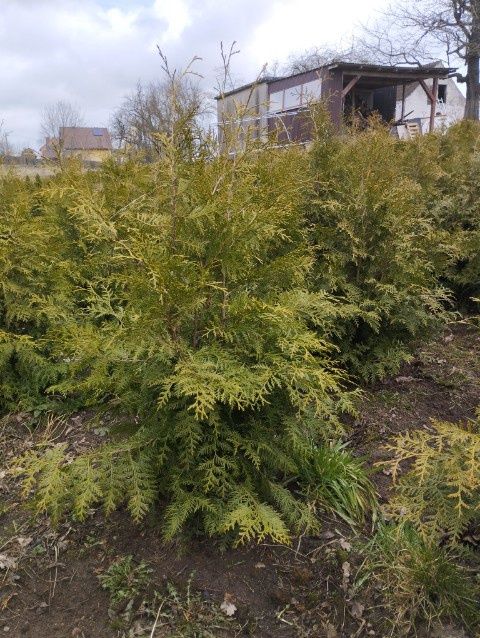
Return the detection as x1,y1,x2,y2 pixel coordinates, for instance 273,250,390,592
359,0,480,119
40,100,84,160
111,54,207,161
0,120,13,157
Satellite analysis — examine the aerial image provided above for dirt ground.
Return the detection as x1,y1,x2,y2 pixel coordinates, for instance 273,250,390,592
1,321,479,638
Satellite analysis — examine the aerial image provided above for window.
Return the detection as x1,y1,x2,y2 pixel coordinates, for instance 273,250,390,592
302,79,322,104
269,90,284,112
284,86,302,110
269,78,322,113
438,84,447,103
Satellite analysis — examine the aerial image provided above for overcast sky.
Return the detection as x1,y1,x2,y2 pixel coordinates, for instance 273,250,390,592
0,0,386,150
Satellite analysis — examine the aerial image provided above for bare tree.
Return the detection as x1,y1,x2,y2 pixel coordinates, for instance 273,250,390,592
111,53,206,161
362,0,480,119
40,100,84,159
0,120,13,158
285,42,377,74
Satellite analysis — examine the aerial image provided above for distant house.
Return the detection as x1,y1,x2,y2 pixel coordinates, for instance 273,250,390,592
40,127,112,162
39,137,57,160
216,62,464,149
19,148,37,165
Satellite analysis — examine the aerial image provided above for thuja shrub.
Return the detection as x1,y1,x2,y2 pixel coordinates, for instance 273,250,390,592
306,112,450,381
401,122,480,309
384,412,480,544
0,173,64,411
14,121,377,542
432,121,480,306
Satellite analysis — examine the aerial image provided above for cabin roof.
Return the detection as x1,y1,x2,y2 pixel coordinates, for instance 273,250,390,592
216,62,457,100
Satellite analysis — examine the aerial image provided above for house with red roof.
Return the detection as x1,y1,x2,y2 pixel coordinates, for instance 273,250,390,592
40,126,112,163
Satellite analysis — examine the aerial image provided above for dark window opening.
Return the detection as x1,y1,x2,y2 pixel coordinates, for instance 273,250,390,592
438,84,447,103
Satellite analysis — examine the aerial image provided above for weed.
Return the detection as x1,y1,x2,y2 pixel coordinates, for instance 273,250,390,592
299,441,378,528
106,573,244,637
146,574,243,637
99,555,151,606
357,523,480,635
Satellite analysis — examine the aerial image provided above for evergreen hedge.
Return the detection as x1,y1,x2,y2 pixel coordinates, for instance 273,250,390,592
2,112,479,542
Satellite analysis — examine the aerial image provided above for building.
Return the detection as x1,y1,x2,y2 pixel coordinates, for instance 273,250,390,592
216,62,464,148
395,74,465,138
40,127,112,162
19,148,37,165
39,137,57,160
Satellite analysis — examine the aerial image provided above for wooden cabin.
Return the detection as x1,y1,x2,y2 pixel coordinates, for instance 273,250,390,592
216,62,462,149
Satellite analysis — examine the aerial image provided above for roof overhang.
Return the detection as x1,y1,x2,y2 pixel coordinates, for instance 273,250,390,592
215,77,275,100
330,62,457,89
215,63,458,101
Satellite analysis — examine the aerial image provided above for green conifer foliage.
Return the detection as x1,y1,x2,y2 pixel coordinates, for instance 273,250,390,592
433,122,480,306
18,103,480,540
0,173,64,409
399,121,480,309
11,121,376,542
306,113,450,381
385,413,480,543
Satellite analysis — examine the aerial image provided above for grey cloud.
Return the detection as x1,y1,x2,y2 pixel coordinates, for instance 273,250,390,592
0,0,277,149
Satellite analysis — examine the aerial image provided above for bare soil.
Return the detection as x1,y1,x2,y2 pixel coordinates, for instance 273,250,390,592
1,321,479,638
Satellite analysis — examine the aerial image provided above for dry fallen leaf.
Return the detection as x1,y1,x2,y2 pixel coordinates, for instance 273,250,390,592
220,593,237,617
341,561,351,591
339,538,352,551
15,537,32,549
0,555,17,571
350,600,365,619
319,530,335,540
325,622,339,638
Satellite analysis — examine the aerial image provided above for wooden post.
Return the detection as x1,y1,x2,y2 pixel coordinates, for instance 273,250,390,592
429,77,439,133
401,83,406,120
341,75,362,98
419,78,440,133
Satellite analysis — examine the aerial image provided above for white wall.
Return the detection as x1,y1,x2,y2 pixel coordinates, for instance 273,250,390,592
395,78,465,137
217,82,269,150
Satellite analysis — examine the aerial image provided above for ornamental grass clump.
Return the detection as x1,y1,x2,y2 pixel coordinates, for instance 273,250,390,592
359,523,480,634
